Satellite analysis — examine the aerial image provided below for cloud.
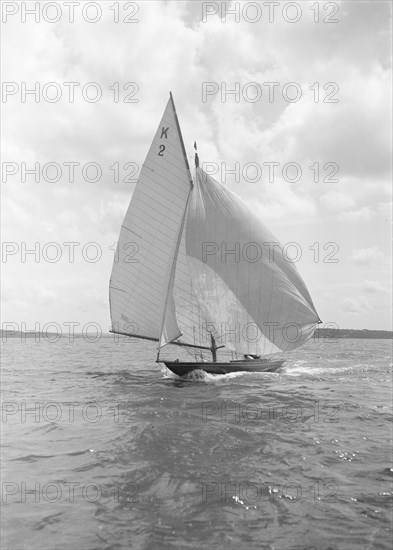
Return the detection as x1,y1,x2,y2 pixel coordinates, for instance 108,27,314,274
79,287,107,313
1,0,391,331
351,246,384,264
320,191,355,211
342,297,370,315
338,207,373,221
362,280,390,293
83,195,128,236
3,282,56,307
33,285,57,306
250,184,316,222
377,200,393,222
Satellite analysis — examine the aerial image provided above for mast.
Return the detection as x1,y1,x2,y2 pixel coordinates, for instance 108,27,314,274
210,334,217,362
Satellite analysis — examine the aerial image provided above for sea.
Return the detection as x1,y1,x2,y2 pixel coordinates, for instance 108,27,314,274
1,336,392,550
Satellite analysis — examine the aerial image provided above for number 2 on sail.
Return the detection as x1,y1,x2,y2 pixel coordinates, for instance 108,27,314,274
158,145,165,156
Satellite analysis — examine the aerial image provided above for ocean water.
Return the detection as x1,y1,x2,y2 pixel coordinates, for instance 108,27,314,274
1,336,392,550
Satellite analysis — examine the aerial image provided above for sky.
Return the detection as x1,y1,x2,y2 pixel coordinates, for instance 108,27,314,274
1,0,392,333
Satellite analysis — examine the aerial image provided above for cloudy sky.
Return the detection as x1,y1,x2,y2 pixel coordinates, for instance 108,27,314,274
2,0,392,333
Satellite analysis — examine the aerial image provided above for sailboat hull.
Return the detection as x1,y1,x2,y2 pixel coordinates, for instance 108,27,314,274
162,359,285,377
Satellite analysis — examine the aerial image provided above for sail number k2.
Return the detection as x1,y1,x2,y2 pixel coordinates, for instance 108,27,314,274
158,126,169,156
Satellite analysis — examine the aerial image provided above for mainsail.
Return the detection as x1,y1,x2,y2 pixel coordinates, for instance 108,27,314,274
109,94,192,342
110,94,320,358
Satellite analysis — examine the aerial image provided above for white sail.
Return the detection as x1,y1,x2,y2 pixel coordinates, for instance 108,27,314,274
109,95,192,341
179,167,320,355
110,95,320,359
161,223,214,352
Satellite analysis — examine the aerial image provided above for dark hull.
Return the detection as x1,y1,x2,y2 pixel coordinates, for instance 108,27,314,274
162,359,285,377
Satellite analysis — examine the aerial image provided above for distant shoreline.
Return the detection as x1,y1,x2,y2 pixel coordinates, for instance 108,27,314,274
1,329,392,340
313,328,393,339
